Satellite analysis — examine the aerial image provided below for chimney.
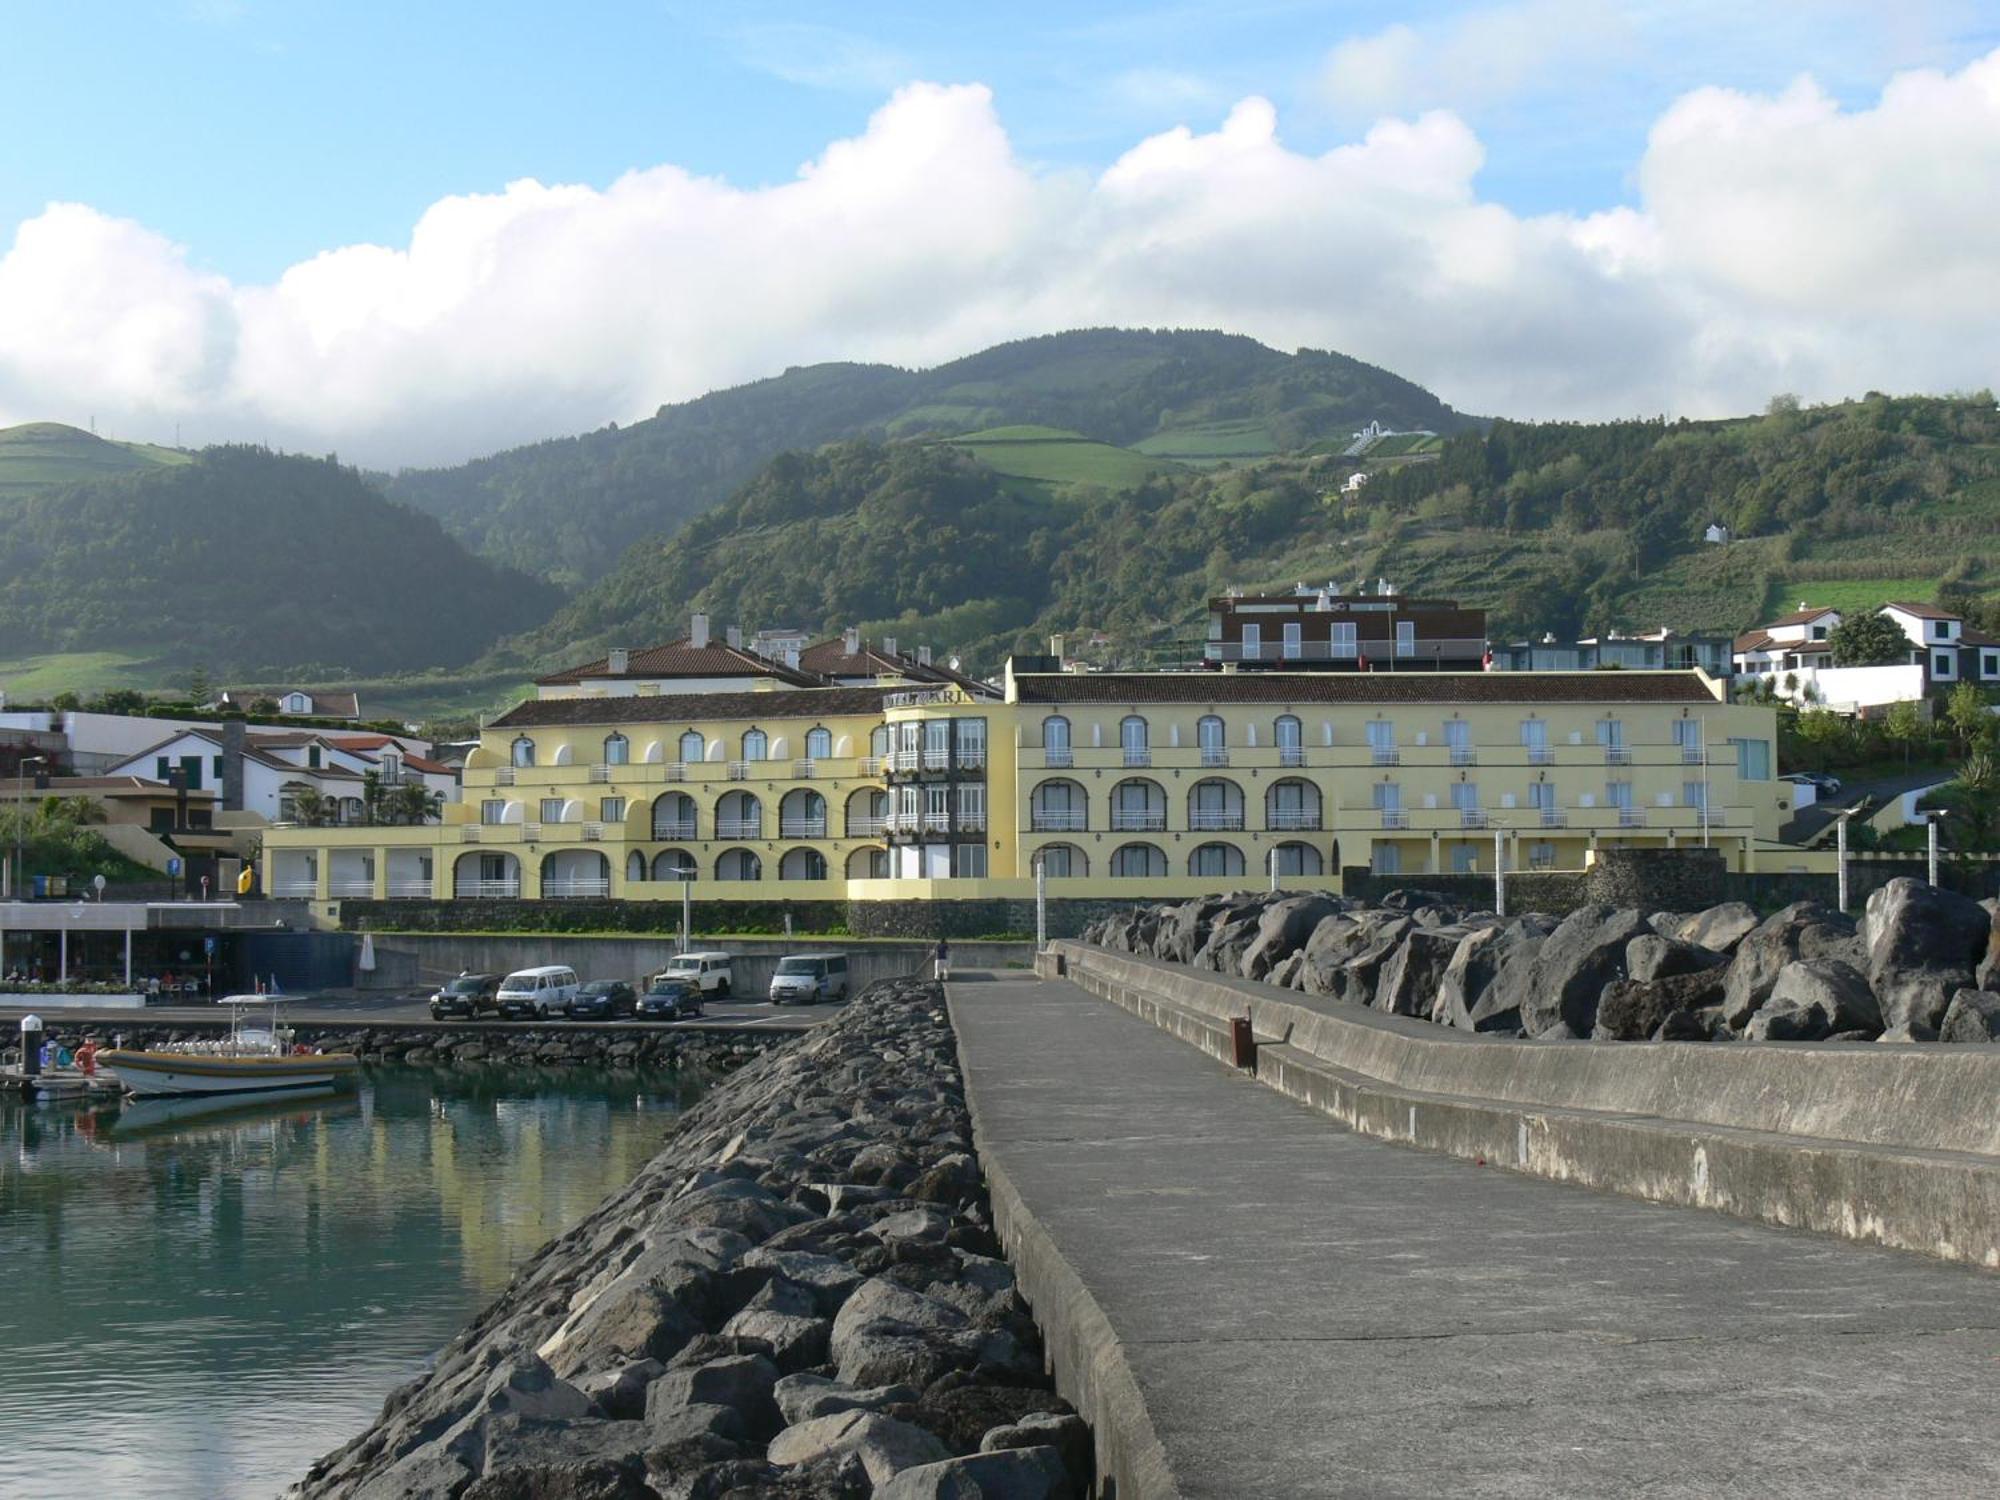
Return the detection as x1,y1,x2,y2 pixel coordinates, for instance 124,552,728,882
843,627,860,656
726,625,743,650
690,613,710,649
883,635,898,659
607,647,630,675
1050,633,1066,660
918,645,932,667
221,717,246,813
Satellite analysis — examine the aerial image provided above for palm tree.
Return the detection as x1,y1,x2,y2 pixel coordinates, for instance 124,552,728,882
391,783,441,825
288,786,328,827
360,769,384,826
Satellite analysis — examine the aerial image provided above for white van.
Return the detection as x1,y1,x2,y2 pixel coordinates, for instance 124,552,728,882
496,965,582,1019
769,953,850,1006
656,951,734,998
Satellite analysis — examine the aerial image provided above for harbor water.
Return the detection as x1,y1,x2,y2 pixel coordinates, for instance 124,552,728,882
0,1064,700,1499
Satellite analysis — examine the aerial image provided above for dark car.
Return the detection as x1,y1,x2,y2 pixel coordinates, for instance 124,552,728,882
566,979,637,1021
430,973,502,1020
637,979,703,1021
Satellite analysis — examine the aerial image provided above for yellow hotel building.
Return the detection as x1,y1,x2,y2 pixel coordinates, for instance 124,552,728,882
263,650,1797,921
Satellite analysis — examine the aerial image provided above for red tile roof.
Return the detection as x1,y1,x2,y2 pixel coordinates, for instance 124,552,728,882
535,638,822,688
1764,605,1838,627
1011,671,1720,706
492,686,898,728
1881,600,1960,621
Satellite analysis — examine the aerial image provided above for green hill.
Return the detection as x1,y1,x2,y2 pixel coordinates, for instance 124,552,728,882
0,421,189,501
384,329,1477,585
504,392,2000,678
0,447,558,678
938,426,1169,490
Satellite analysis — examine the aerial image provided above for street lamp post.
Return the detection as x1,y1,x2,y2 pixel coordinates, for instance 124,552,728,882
1034,851,1048,954
1925,811,1941,889
1834,808,1855,914
1492,823,1506,917
12,754,46,901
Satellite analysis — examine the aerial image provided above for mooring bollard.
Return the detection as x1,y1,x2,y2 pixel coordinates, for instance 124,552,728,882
20,1014,45,1078
1230,1014,1256,1070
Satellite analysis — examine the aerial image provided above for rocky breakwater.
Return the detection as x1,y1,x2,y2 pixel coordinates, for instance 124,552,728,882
1084,876,2000,1045
291,977,1088,1500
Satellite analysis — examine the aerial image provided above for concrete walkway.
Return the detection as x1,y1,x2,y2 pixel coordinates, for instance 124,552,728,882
949,973,2000,1500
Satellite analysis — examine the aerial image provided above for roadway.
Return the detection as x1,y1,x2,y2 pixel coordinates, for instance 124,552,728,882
951,971,2000,1499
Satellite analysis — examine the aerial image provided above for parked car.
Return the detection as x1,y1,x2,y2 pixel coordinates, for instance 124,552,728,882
566,979,637,1020
429,973,502,1020
496,965,582,1019
768,953,850,1006
637,979,704,1020
656,951,734,997
1781,771,1843,795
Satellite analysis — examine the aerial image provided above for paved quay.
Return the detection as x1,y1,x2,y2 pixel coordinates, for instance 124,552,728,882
949,972,2000,1500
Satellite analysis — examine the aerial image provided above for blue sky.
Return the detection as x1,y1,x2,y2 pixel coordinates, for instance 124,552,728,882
2,2,1997,463
5,0,1992,282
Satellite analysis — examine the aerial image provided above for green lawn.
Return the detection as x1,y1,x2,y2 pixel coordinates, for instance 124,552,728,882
1131,418,1279,462
942,427,1166,489
1761,577,1939,617
0,650,169,699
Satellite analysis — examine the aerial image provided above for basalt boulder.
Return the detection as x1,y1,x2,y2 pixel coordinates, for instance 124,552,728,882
1861,879,1992,1031
1518,906,1652,1037
1720,902,1858,1031
1675,902,1762,955
1433,916,1554,1032
1591,969,1726,1041
1297,911,1412,1004
1939,989,2000,1043
1625,933,1728,984
1374,924,1477,1018
1239,893,1345,981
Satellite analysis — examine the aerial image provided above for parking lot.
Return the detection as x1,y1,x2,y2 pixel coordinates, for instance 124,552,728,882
0,990,845,1030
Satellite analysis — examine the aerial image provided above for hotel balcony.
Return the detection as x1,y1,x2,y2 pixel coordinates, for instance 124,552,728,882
1111,810,1167,832
781,816,828,838
1188,810,1246,831
716,817,764,839
1030,810,1088,833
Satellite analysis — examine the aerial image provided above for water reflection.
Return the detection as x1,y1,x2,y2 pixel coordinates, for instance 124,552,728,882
0,1064,698,1500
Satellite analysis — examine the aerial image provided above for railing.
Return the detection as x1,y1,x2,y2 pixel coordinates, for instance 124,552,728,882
1449,746,1477,766
1371,747,1400,766
1111,810,1167,832
652,821,696,841
1538,805,1567,828
1030,811,1088,832
495,767,515,786
958,746,986,770
522,822,543,841
1122,747,1151,767
1203,635,1490,664
1200,746,1229,767
921,748,951,771
1458,808,1487,829
1604,746,1632,766
1379,809,1408,829
386,879,433,898
1528,850,1558,870
781,816,828,837
955,813,987,833
542,878,609,898
582,822,605,841
892,749,918,773
847,815,887,836
1188,810,1245,831
1267,808,1320,831
727,760,754,780
716,817,763,839
1278,745,1305,767
859,756,885,776
1527,745,1555,766
1618,806,1646,828
1680,746,1704,764
329,878,374,897
922,812,951,834
589,764,611,783
793,759,816,779
668,762,689,781
460,826,483,842
271,879,318,897
457,879,520,899
1042,746,1074,768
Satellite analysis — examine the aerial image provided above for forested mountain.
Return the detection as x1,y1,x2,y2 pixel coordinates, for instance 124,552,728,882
384,329,1475,584
0,446,558,675
504,393,2000,677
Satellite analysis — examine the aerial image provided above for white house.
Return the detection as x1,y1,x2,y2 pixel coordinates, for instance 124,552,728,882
1731,604,1842,677
215,688,362,721
1703,522,1732,545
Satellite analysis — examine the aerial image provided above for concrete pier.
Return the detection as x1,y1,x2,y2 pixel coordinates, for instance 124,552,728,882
951,973,2000,1499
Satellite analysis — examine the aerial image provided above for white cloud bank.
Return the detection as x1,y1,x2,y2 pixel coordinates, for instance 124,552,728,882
3,51,1998,468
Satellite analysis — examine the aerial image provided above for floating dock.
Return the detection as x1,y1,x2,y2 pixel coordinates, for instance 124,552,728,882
0,1067,123,1101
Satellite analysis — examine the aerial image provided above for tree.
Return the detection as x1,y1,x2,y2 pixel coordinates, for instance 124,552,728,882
288,787,328,827
87,688,148,715
249,695,281,715
359,770,385,826
49,691,80,712
1881,699,1925,766
1826,613,1909,667
1945,681,1995,748
1795,707,1848,772
184,665,215,705
390,783,442,826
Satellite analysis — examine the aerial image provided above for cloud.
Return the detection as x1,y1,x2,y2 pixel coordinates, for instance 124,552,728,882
726,21,913,93
2,55,1999,467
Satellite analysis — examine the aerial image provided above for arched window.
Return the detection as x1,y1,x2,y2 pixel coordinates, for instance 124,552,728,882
1042,716,1072,766
805,726,832,761
624,850,645,882
779,848,828,881
1035,843,1086,878
1197,715,1226,764
870,723,892,757
1265,779,1321,831
1110,842,1167,878
1274,715,1303,765
780,789,827,836
1188,842,1245,878
678,729,705,765
847,846,890,879
651,792,697,840
652,848,697,879
1119,715,1149,765
716,790,762,838
1272,842,1323,876
1030,779,1087,832
715,848,763,881
603,732,629,766
1110,778,1166,832
846,787,888,835
511,736,536,768
741,728,768,762
1188,778,1244,830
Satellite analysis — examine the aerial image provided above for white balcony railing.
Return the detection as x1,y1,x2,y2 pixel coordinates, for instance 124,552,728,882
1379,809,1408,829
1111,810,1167,832
847,815,886,836
271,879,318,897
1200,747,1229,767
859,756,885,776
1681,746,1704,764
1268,808,1320,831
582,823,605,841
495,767,515,786
1371,747,1400,766
1528,746,1556,766
728,760,754,780
716,817,763,839
1188,810,1245,831
522,822,543,841
1042,747,1074,768
922,812,951,833
386,880,433,898
793,759,816,779
955,813,987,833
921,749,951,771
668,762,689,781
652,822,697,841
1604,746,1632,766
1538,805,1567,828
460,826,483,842
329,879,374,897
1122,747,1152,767
892,749,919,773
1618,807,1646,828
589,764,611,783
1030,810,1088,832
1449,746,1477,766
458,879,520,898
958,746,986,770
1458,808,1487,829
1278,746,1305,767
781,817,827,838
543,878,610,898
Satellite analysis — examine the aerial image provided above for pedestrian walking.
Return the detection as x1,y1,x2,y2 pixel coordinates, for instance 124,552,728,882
934,938,951,982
